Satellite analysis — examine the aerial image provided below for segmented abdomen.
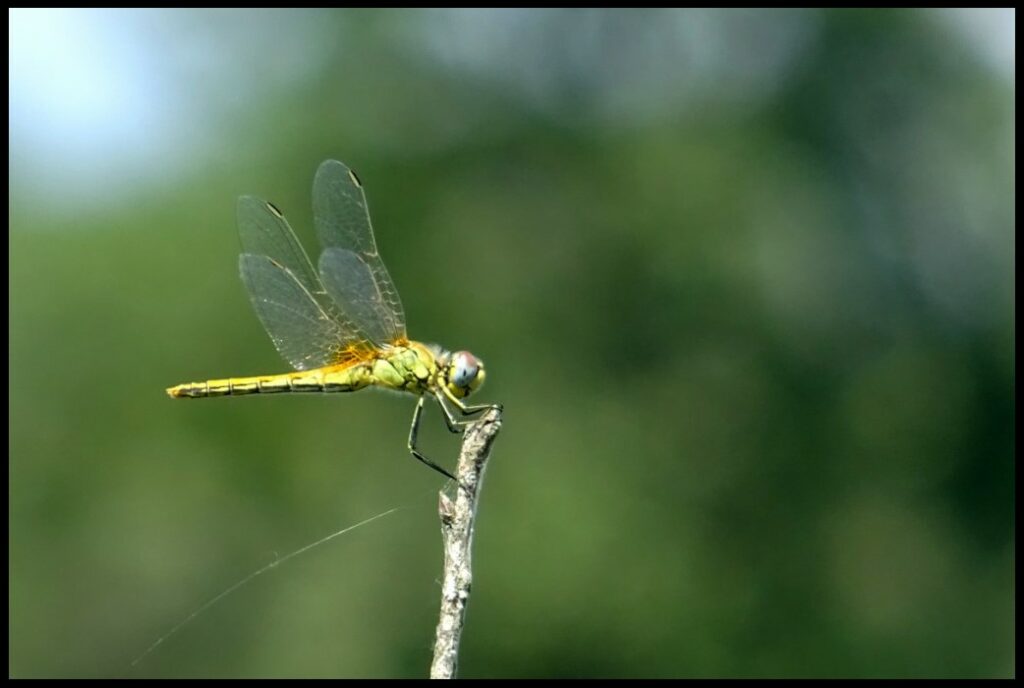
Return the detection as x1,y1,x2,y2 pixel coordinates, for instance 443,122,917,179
166,364,372,398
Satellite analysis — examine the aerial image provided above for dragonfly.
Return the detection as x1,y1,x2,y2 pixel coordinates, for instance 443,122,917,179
167,160,498,481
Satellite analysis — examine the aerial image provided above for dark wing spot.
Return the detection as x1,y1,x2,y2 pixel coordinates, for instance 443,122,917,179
347,168,363,188
266,201,285,218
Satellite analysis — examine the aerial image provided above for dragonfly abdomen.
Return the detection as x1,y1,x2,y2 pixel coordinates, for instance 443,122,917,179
167,363,374,398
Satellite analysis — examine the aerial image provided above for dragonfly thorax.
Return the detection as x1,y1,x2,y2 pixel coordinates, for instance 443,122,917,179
375,342,484,400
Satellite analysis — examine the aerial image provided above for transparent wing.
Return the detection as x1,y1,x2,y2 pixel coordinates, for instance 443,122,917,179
319,247,402,347
312,160,408,344
239,254,362,371
237,195,322,297
237,196,378,368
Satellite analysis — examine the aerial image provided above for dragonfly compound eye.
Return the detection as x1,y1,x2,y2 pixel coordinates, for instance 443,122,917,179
449,351,485,396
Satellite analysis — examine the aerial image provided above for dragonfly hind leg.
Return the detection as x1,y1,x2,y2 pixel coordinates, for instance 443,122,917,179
408,396,457,481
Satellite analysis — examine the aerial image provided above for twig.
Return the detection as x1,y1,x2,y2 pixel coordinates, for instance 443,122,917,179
430,407,503,679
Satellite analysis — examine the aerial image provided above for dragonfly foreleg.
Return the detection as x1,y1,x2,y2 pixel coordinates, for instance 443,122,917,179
433,393,465,434
440,385,504,420
408,395,457,482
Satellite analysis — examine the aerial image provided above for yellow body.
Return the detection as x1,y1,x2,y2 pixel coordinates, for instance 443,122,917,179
167,341,439,399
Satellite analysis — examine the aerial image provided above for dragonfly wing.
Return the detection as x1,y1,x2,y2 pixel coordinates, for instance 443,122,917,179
319,247,402,347
237,196,321,296
237,195,379,365
313,160,408,344
239,253,355,371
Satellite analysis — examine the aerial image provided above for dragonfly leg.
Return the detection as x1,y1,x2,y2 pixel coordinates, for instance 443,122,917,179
440,385,504,420
458,403,501,416
408,396,457,481
433,393,464,434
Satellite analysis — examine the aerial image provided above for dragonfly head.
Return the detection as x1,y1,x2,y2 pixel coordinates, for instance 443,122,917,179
443,350,486,399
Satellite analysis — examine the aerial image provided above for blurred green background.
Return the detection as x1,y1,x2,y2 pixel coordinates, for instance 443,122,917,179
9,8,1014,678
